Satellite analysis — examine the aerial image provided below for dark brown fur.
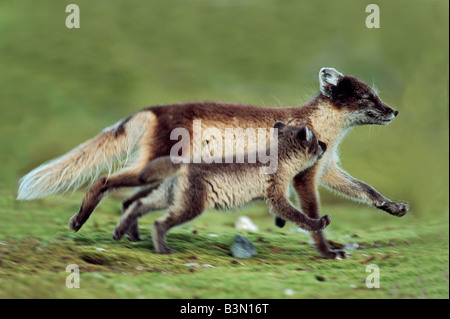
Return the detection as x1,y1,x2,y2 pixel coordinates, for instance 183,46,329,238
146,101,318,160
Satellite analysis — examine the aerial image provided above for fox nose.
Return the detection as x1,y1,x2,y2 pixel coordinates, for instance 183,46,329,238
394,110,399,117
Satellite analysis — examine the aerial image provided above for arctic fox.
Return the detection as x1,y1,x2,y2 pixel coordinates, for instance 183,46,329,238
18,67,408,259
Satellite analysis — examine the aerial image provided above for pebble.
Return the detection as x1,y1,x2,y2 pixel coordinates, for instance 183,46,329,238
235,216,259,232
183,263,200,267
231,235,257,258
202,264,214,269
284,289,295,296
182,263,214,269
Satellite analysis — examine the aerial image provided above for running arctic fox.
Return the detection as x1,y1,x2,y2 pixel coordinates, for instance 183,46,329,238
17,67,408,259
112,122,329,254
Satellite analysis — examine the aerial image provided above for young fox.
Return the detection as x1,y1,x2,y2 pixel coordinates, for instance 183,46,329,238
112,122,330,254
17,67,408,259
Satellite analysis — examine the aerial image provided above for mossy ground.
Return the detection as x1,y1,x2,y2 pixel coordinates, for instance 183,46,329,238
0,190,447,299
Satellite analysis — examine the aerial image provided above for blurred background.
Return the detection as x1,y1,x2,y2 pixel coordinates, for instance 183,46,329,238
0,0,448,299
1,0,447,218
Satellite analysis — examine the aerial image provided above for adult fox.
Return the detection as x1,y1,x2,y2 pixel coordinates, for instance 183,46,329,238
18,67,408,259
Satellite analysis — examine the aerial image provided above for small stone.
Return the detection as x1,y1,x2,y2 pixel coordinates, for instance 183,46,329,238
183,263,200,267
284,288,295,296
230,235,257,258
202,264,214,269
208,234,219,238
95,247,105,252
235,216,259,232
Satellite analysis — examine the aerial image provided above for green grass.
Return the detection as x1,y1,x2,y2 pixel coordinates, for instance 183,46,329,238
0,190,448,299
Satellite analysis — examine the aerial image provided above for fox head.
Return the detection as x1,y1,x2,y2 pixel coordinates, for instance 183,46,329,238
319,67,399,126
274,121,327,166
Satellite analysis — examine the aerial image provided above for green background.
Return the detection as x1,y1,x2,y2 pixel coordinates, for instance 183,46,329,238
0,0,448,299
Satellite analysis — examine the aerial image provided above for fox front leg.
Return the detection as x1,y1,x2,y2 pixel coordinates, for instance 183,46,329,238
268,194,331,232
292,167,347,259
320,163,409,217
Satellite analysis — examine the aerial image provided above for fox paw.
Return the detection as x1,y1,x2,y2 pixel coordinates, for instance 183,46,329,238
274,216,286,228
319,248,347,260
307,215,331,233
156,247,177,254
327,239,345,250
125,232,146,242
112,227,144,242
317,241,347,259
69,215,82,232
112,228,124,241
378,201,409,217
320,215,331,229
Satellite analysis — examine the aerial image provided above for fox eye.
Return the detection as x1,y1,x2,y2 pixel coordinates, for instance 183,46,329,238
359,99,373,108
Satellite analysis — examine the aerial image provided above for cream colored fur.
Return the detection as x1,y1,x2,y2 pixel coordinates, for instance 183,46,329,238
17,111,156,200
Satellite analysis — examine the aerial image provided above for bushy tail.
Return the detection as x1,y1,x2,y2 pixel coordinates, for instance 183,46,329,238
17,111,154,200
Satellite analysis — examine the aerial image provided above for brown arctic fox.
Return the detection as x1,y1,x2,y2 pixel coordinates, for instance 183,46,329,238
112,122,330,254
17,67,408,259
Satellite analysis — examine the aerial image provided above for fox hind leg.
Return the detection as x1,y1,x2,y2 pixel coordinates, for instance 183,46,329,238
152,186,205,254
113,182,171,241
120,182,163,241
152,205,204,254
70,167,145,232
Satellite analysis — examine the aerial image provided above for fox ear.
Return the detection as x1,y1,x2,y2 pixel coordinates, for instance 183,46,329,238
297,126,311,147
319,67,344,97
274,121,287,131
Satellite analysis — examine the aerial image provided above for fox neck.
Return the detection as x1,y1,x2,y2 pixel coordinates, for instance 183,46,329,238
282,153,315,178
308,100,349,148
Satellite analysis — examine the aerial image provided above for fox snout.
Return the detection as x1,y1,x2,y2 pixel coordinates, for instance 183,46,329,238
381,104,399,123
362,101,399,126
382,102,399,118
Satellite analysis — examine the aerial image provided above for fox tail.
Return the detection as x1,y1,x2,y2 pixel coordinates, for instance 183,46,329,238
17,111,155,200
